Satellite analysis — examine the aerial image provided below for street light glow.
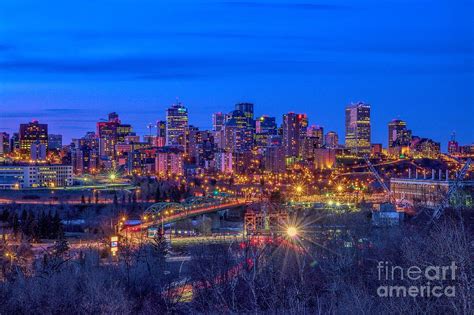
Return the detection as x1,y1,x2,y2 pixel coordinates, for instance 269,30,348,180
287,226,298,237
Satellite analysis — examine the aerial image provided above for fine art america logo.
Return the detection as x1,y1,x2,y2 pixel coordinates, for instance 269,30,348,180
376,261,457,298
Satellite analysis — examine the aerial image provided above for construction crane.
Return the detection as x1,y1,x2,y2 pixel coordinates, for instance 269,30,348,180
430,158,471,222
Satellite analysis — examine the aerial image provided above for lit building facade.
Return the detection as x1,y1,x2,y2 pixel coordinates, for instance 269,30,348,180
212,112,226,132
71,132,100,175
0,132,10,156
0,164,73,189
345,102,371,155
48,134,63,151
96,112,132,165
215,151,233,174
391,172,474,208
324,131,339,149
264,145,286,173
314,148,336,169
282,112,307,158
19,120,48,156
255,115,277,149
166,102,189,150
155,147,184,177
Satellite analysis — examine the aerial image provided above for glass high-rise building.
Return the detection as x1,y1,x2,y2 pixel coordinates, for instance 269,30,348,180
282,112,307,158
388,119,406,147
345,102,371,155
212,112,226,131
96,112,132,163
166,102,189,149
255,115,277,148
235,102,254,120
48,134,63,151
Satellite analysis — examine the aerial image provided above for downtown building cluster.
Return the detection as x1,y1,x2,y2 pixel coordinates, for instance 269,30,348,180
1,101,473,188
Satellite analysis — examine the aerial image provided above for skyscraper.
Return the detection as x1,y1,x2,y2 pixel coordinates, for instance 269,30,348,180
282,112,307,158
166,102,189,149
448,132,459,154
388,119,408,148
48,134,63,151
223,109,254,153
345,102,371,155
71,131,99,175
156,120,166,147
212,112,226,132
325,131,339,149
96,112,132,164
256,115,277,134
307,125,324,148
19,120,48,156
0,132,10,156
235,102,254,120
255,115,277,148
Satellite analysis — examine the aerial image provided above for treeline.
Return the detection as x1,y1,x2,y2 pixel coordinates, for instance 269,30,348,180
0,211,472,314
136,178,192,203
0,209,63,240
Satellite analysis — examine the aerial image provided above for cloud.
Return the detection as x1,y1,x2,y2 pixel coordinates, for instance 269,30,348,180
44,108,87,114
0,109,91,120
223,1,350,10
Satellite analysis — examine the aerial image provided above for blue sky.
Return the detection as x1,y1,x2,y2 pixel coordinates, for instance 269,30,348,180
0,0,473,147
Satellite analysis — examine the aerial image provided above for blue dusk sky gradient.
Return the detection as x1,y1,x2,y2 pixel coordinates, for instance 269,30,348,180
0,0,473,147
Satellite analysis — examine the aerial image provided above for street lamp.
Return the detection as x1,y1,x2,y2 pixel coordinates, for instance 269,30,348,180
286,226,298,238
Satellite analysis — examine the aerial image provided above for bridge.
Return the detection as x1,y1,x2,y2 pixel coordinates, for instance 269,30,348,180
121,196,250,233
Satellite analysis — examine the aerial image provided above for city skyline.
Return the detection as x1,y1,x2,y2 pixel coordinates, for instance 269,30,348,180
1,0,473,147
0,100,472,150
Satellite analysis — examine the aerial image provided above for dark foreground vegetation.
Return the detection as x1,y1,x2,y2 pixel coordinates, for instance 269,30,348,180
0,209,472,314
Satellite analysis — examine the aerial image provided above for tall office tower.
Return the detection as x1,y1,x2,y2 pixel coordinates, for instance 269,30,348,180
282,112,307,158
0,132,10,156
255,115,277,148
212,112,226,131
448,132,459,154
166,102,189,149
19,120,48,156
256,115,277,134
195,130,215,167
186,125,200,161
325,131,339,149
156,120,166,147
388,119,408,147
345,102,371,155
223,109,254,153
96,112,132,163
155,147,184,177
71,132,99,175
235,102,254,120
48,134,63,150
307,125,324,148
